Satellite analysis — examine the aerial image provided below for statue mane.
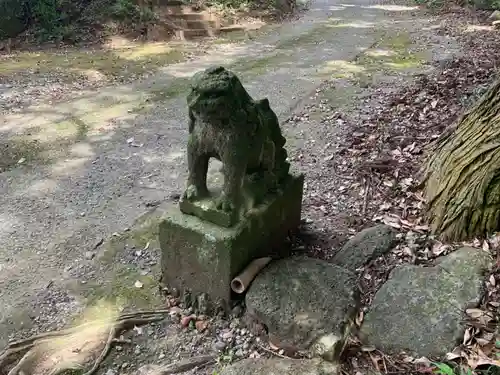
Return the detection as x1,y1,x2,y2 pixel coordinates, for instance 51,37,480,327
187,66,254,115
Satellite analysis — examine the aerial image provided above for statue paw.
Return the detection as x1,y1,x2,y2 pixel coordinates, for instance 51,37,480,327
216,194,235,212
183,184,207,201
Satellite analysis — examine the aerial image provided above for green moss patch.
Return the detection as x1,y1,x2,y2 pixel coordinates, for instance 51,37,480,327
0,43,186,84
356,31,426,72
78,265,162,310
144,77,192,104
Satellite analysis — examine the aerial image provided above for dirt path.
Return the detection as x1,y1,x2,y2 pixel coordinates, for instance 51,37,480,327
0,0,461,366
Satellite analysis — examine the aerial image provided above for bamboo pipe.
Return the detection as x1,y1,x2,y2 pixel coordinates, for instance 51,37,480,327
231,257,272,294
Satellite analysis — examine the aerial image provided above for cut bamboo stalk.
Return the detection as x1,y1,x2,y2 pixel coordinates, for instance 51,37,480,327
230,257,272,294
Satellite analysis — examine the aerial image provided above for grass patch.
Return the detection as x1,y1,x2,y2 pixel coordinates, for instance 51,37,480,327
99,209,163,265
80,264,162,309
276,25,327,49
317,59,367,79
316,30,426,86
140,52,294,105
275,19,343,50
77,209,165,310
230,51,292,76
0,42,186,83
0,136,48,172
145,77,191,103
210,23,278,45
356,31,425,71
54,116,90,141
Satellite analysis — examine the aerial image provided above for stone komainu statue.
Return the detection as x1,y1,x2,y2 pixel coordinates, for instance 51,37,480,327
182,66,290,216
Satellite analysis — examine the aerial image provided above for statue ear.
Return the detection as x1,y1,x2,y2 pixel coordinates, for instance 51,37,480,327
259,98,270,109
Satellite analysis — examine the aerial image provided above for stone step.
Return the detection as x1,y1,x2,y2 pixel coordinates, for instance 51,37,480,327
163,5,206,15
174,12,214,21
219,25,246,33
184,19,218,29
175,28,215,39
161,0,184,5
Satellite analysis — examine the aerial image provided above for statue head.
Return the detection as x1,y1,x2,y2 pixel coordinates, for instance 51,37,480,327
187,66,253,124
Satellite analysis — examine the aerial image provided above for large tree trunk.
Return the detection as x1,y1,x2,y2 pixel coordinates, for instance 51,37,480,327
422,78,500,242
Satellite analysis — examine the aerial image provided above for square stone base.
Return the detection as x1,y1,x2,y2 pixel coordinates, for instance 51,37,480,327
159,173,304,311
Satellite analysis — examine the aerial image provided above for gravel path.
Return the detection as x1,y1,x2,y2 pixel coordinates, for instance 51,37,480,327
0,0,452,353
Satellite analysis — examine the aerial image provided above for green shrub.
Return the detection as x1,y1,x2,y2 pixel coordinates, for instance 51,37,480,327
415,0,500,9
110,0,140,21
0,0,31,39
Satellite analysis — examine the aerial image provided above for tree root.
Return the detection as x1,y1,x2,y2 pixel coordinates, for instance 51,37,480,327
145,355,216,374
1,309,170,375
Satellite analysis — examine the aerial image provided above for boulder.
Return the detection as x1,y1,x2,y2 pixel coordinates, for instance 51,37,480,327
332,225,397,272
361,247,491,357
489,10,500,20
219,358,339,375
245,256,359,361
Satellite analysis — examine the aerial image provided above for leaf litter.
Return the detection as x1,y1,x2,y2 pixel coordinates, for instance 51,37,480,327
286,6,500,375
3,5,500,375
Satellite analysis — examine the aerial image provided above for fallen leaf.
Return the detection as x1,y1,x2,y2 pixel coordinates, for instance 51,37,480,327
195,320,209,333
134,280,144,288
413,357,431,366
463,327,473,345
466,308,484,319
483,241,490,251
269,341,280,351
445,351,464,360
180,315,195,328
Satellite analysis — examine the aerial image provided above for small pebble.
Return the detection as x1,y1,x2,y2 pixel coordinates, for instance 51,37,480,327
84,251,95,260
221,329,233,340
214,340,226,351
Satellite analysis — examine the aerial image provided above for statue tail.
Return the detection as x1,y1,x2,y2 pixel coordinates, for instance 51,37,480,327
256,99,290,180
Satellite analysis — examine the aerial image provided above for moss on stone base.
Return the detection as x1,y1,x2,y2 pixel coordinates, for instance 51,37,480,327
159,173,304,310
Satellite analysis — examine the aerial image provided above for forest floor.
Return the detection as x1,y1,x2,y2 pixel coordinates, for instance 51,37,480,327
1,0,500,374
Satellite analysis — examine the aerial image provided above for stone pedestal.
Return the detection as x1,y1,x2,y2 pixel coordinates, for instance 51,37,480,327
159,173,304,311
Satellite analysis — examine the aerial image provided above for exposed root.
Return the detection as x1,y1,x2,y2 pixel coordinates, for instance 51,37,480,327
150,355,216,374
1,310,169,375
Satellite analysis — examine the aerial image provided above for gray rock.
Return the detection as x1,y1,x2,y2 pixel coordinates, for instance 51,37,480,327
361,247,491,357
214,340,227,351
246,256,359,361
332,225,397,271
489,10,500,19
219,358,339,375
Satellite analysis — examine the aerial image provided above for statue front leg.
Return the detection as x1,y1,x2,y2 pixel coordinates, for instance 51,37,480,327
184,137,209,201
217,151,246,213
